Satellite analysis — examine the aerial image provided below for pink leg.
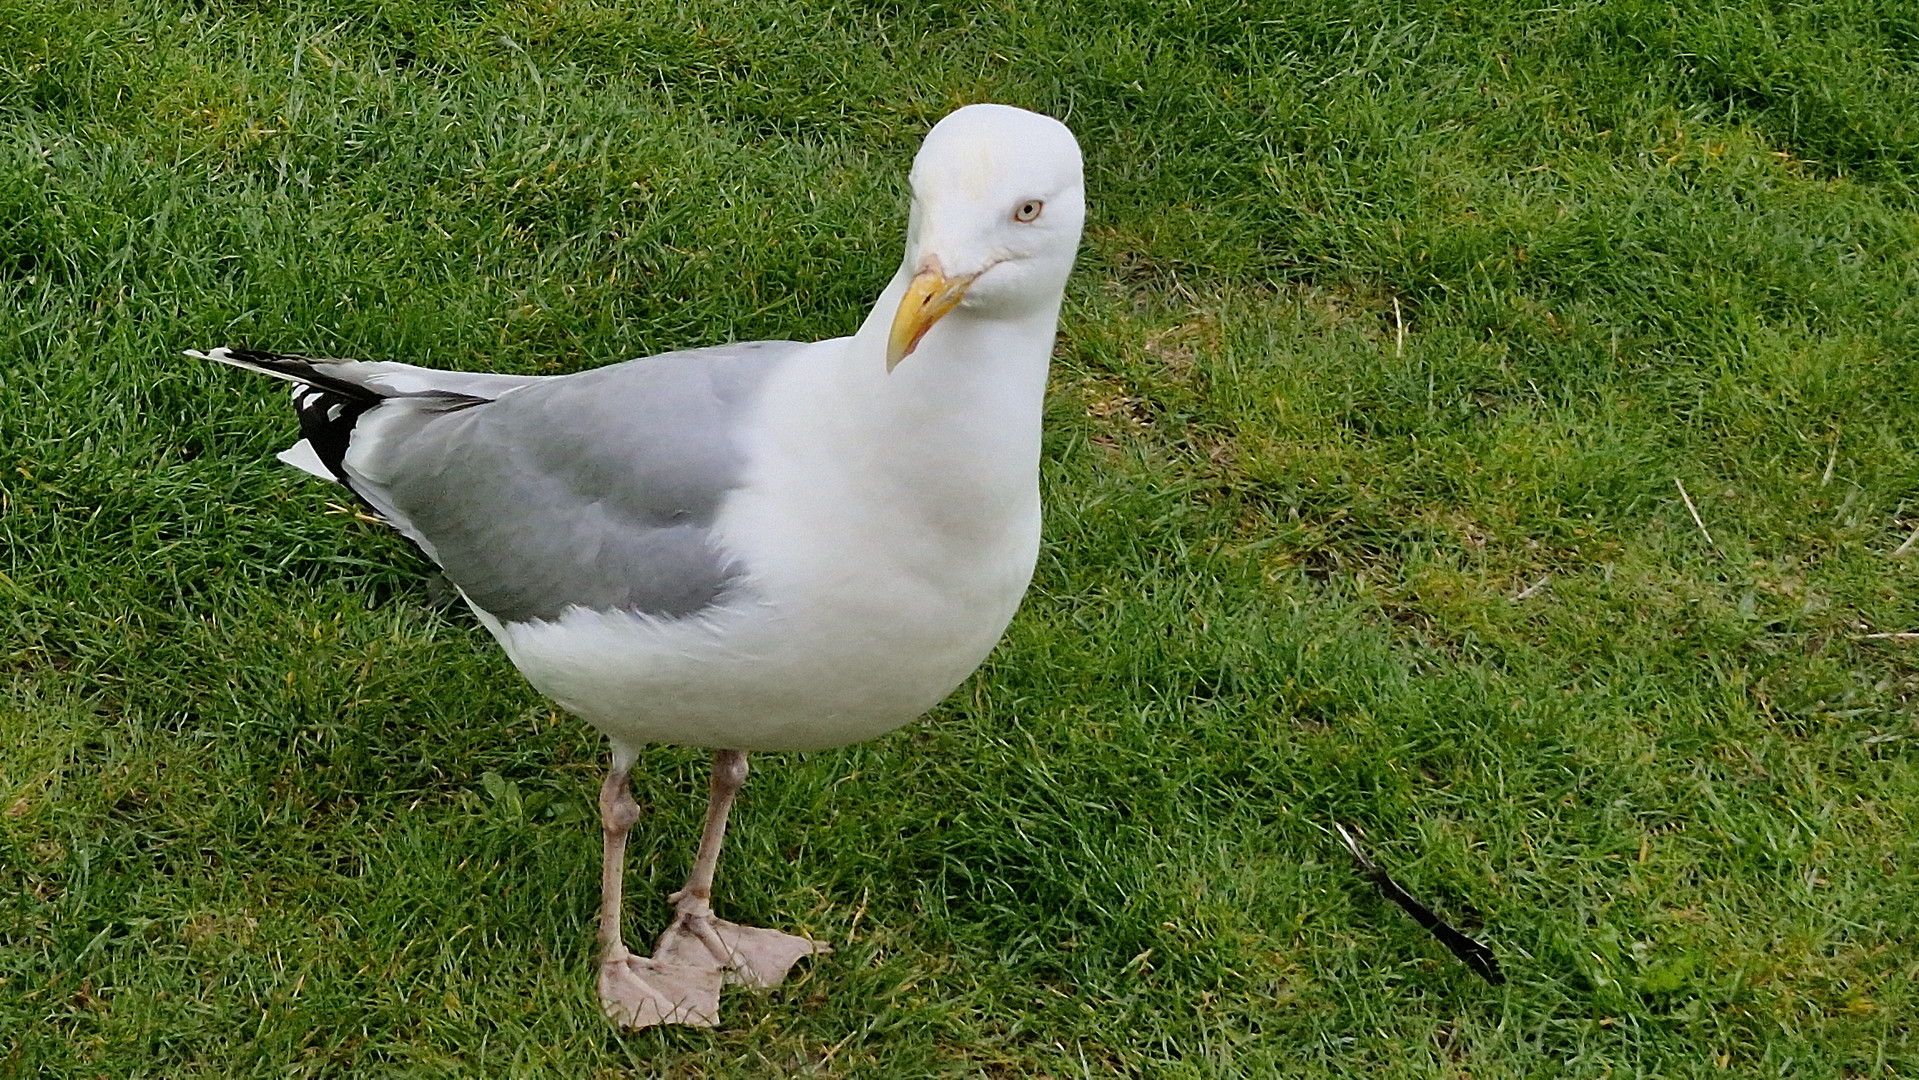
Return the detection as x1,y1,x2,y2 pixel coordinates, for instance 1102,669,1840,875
669,749,749,917
597,764,640,952
594,751,723,1028
653,749,831,987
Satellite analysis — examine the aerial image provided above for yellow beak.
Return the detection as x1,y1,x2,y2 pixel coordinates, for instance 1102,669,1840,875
886,264,973,371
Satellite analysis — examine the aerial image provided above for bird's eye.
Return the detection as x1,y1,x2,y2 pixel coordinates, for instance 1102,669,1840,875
1013,200,1044,223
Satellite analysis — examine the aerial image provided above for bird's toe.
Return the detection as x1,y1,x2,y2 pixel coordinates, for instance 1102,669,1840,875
597,946,724,1028
655,915,832,989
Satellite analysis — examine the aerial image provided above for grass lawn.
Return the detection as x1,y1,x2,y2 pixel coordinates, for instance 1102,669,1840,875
5,0,1919,1074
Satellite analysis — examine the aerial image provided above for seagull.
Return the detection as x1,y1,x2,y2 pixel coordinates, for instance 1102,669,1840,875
187,104,1085,1028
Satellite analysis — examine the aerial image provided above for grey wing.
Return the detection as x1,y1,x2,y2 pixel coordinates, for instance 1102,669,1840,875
347,341,798,623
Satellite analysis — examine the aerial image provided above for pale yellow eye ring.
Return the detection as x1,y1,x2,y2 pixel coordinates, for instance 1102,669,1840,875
1013,200,1044,223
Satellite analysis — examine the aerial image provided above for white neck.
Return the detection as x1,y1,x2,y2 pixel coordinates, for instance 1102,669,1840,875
831,265,1056,538
726,265,1057,598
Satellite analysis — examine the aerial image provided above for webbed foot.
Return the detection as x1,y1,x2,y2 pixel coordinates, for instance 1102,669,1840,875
654,908,831,988
597,943,725,1028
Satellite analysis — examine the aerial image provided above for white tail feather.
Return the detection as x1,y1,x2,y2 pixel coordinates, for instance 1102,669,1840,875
275,439,335,482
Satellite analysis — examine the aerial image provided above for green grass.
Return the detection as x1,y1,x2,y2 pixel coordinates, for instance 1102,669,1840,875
4,0,1918,1074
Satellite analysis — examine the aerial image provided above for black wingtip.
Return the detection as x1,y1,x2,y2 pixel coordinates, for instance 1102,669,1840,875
192,343,492,496
193,347,386,403
288,382,378,484
189,346,379,483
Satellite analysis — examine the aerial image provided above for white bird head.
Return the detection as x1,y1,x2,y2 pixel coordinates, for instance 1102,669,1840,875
887,104,1086,370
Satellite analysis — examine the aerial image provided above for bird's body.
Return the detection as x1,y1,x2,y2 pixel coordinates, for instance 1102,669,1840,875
190,103,1084,1028
397,287,1046,752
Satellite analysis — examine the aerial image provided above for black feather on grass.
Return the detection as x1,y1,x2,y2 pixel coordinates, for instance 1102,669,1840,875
1333,822,1505,986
